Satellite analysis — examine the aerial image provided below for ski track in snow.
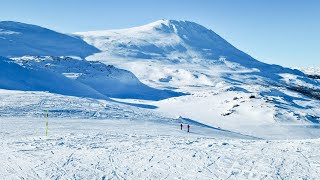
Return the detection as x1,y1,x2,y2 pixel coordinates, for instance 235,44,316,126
1,118,320,179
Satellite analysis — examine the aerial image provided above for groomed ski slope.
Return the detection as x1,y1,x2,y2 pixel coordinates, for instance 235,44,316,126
1,117,320,179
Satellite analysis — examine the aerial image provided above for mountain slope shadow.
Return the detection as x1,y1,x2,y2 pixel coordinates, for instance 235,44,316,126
1,56,185,106
0,57,107,99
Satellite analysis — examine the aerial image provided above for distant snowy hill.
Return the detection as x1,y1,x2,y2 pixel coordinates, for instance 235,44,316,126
0,56,108,99
0,57,111,98
0,21,99,58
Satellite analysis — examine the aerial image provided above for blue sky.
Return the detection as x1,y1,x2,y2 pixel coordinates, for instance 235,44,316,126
1,0,319,67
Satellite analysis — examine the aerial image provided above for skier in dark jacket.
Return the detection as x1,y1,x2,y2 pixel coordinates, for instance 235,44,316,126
187,124,190,132
180,123,183,130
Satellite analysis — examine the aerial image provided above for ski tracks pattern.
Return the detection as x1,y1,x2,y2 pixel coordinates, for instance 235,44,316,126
1,133,320,179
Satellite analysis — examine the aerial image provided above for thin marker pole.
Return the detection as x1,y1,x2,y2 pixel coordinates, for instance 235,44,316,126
45,110,49,136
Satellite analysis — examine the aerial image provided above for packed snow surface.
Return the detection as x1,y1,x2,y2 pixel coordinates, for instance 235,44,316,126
1,117,320,179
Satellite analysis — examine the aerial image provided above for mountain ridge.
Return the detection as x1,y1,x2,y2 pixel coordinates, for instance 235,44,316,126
0,21,99,58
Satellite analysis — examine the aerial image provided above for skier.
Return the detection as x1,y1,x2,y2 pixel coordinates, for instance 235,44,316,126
187,124,190,132
180,123,183,130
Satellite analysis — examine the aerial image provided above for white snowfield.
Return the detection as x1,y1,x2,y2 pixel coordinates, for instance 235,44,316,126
1,117,320,179
1,19,320,179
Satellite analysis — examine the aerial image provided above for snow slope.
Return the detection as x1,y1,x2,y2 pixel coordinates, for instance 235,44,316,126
0,21,99,58
0,56,106,99
10,56,183,100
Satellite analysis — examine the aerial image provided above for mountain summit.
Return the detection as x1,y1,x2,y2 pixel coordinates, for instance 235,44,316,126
75,20,261,67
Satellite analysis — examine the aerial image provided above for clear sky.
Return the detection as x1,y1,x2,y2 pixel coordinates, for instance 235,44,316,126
1,0,319,67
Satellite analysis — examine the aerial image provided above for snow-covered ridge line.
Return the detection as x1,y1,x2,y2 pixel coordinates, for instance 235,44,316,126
0,21,100,57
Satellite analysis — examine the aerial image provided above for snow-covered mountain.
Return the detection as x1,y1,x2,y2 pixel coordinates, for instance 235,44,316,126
75,20,310,86
75,20,253,62
0,21,99,58
1,19,319,138
75,20,288,70
74,20,320,137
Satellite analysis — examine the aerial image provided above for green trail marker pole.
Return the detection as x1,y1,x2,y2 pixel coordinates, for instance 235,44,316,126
45,110,49,136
